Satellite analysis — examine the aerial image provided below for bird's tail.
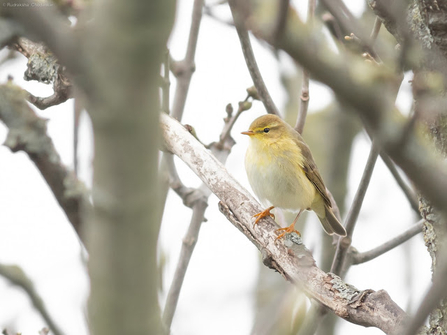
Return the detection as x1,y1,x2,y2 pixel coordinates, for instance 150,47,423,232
318,207,347,236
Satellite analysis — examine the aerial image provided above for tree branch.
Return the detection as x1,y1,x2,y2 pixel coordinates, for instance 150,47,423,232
331,140,380,275
170,0,204,120
12,38,73,110
1,0,92,96
0,264,63,335
162,197,208,329
0,83,90,243
228,0,280,115
351,220,424,265
380,153,420,214
247,3,447,217
160,112,408,334
295,0,315,134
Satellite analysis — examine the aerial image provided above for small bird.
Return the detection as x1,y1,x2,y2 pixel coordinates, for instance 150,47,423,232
242,114,347,238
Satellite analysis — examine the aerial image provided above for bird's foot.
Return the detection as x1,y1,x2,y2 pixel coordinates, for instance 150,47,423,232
275,224,301,240
253,206,275,228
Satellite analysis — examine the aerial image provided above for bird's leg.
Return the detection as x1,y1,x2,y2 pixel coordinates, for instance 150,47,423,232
253,206,275,228
275,210,302,240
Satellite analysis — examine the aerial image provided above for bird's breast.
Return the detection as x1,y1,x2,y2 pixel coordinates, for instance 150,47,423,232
245,140,316,211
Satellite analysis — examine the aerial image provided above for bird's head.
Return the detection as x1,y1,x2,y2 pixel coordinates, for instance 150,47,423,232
241,114,288,143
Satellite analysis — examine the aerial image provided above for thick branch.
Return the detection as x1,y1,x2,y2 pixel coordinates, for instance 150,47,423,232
160,112,408,334
0,83,89,243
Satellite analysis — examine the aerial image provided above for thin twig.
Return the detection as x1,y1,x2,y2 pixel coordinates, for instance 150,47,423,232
295,68,310,134
219,96,251,145
380,153,420,214
295,0,315,134
162,50,171,114
352,220,424,264
161,2,205,326
370,17,382,44
162,198,208,329
0,264,63,335
171,0,204,120
331,140,380,275
229,0,280,115
320,0,381,62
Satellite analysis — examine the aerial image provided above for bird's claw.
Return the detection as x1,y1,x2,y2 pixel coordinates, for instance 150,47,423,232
252,206,275,228
275,226,301,240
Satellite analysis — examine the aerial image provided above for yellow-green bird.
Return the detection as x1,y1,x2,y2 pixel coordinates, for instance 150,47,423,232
242,114,346,238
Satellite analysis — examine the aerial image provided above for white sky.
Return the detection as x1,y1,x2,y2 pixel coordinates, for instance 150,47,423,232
0,1,431,335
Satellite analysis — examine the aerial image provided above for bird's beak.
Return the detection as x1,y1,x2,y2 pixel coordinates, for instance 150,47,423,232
241,130,254,136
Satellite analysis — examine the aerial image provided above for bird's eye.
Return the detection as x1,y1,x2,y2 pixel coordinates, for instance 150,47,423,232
263,128,270,133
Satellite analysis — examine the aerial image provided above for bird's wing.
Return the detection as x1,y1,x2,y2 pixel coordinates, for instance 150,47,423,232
298,140,332,208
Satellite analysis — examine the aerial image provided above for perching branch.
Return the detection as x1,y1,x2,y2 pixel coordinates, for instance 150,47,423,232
160,112,408,334
0,83,90,243
228,0,280,115
0,264,63,335
351,220,424,265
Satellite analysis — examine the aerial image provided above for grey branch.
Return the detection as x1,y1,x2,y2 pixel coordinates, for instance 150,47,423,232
351,220,424,265
170,0,204,120
295,0,315,134
0,83,90,243
331,140,380,275
1,0,92,98
162,1,206,328
229,0,280,115
0,264,64,335
380,153,420,214
13,38,73,110
163,111,237,328
161,112,408,334
247,3,447,218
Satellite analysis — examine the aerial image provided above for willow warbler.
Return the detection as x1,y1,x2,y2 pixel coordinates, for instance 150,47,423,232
242,114,347,238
